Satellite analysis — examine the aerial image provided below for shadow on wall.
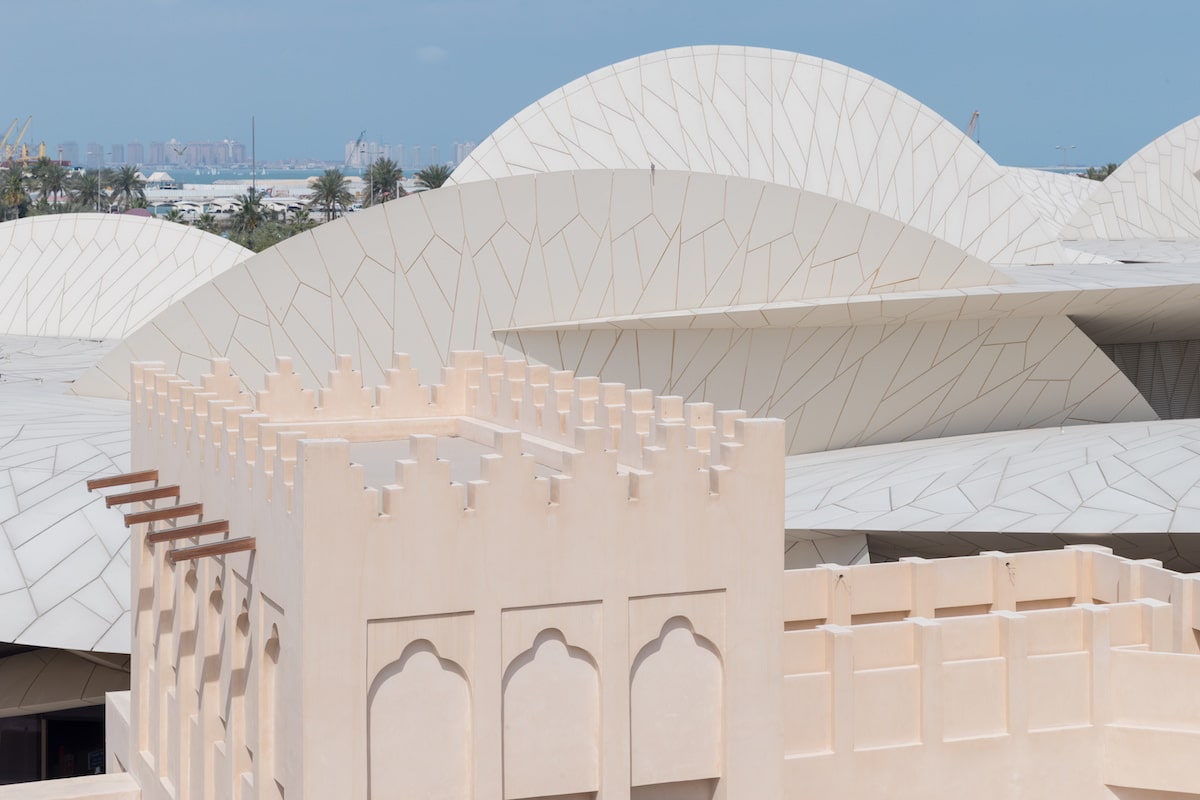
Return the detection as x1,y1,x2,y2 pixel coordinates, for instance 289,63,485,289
1108,788,1200,800
630,779,718,800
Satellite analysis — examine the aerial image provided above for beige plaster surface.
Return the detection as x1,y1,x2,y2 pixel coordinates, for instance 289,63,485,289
0,775,139,800
102,352,784,800
11,356,1200,800
779,546,1200,798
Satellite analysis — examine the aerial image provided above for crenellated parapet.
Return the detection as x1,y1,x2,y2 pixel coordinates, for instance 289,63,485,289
131,351,777,518
117,350,785,800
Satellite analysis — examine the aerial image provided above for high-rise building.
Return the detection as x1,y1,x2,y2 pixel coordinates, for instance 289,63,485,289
149,141,165,165
430,145,440,165
85,142,102,169
454,141,476,165
186,141,216,166
126,141,144,165
165,138,187,166
394,143,405,169
411,145,422,170
111,144,125,165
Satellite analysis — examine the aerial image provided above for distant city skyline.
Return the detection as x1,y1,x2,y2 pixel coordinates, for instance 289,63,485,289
46,134,473,170
3,1,1199,171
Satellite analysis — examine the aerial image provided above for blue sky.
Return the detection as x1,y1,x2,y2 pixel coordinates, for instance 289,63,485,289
7,0,1199,168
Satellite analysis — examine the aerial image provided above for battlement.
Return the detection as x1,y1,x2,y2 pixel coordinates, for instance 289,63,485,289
120,352,786,800
782,544,1196,630
130,352,780,520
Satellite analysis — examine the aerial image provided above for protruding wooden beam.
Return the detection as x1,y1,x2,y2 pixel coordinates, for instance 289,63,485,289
105,485,180,507
168,537,256,564
87,470,158,492
124,503,203,527
147,519,230,545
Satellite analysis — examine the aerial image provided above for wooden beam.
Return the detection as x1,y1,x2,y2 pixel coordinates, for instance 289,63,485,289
87,470,158,492
168,537,256,564
124,503,203,527
147,519,230,545
105,485,180,507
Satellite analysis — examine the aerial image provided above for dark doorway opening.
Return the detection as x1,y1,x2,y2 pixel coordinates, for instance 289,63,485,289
0,705,105,785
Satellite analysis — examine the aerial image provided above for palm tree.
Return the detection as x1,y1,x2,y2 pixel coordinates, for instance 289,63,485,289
33,157,70,210
414,163,452,189
287,207,315,236
1084,163,1119,181
308,168,353,222
363,157,405,206
162,208,186,224
194,212,219,234
231,189,267,237
109,165,146,211
0,168,30,220
72,169,108,212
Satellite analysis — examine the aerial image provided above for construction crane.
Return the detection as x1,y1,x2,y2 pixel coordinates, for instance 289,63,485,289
17,141,47,166
966,110,980,145
5,116,31,162
0,119,17,157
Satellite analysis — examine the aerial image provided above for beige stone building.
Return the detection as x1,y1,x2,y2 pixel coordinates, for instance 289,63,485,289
108,353,784,800
5,354,1200,799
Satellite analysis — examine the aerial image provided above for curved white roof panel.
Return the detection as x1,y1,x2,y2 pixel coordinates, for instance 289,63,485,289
452,46,1070,265
1002,167,1099,236
785,418,1200,570
0,336,130,652
0,213,252,340
80,171,1006,393
1062,116,1200,240
0,216,252,654
76,171,1159,456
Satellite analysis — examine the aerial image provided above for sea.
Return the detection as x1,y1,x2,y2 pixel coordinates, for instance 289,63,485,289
169,167,351,185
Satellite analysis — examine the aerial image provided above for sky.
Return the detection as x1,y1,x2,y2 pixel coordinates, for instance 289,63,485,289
7,0,1200,168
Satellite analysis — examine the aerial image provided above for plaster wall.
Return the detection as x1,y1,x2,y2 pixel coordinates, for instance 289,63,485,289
780,547,1200,798
111,352,785,800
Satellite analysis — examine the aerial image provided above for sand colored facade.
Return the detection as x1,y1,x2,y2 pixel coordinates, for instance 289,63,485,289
6,355,1200,799
106,353,785,800
782,546,1200,798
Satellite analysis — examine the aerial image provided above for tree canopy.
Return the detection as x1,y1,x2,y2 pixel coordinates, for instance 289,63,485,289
72,169,108,212
0,169,30,220
308,168,353,221
33,158,70,210
108,165,146,211
1083,163,1119,181
364,157,405,206
415,163,452,189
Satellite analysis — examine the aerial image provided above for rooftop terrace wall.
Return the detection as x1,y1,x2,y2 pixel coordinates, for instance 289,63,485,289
779,546,1200,799
116,352,785,800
